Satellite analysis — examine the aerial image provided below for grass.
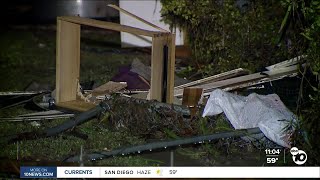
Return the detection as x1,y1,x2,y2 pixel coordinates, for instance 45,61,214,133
0,30,55,91
0,26,156,167
0,116,160,166
0,27,150,91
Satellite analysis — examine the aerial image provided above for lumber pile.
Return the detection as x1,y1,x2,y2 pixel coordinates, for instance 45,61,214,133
174,56,305,98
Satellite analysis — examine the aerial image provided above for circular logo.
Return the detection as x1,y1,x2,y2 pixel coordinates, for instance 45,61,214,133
290,147,307,165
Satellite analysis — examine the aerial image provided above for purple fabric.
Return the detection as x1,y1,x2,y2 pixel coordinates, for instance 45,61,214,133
111,66,150,90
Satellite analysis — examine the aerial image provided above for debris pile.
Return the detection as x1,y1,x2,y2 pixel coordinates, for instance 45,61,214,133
101,95,196,138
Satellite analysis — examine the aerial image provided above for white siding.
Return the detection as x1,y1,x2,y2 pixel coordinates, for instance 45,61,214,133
119,0,184,47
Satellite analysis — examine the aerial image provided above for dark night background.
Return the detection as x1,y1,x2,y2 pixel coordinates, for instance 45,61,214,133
0,0,119,25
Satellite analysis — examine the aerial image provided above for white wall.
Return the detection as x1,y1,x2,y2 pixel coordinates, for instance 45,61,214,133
119,0,184,47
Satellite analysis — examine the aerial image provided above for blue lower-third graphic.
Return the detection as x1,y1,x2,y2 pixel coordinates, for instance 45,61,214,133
20,166,57,178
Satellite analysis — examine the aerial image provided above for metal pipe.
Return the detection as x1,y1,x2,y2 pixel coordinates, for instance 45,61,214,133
63,127,262,162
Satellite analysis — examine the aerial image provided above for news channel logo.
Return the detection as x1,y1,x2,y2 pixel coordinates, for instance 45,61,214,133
290,147,307,165
20,166,57,178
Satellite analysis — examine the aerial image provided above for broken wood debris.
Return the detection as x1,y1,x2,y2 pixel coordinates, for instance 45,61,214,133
92,81,127,96
182,88,203,117
265,55,306,70
56,14,176,112
5,95,192,144
102,95,194,137
6,102,106,143
68,57,303,107
174,68,249,90
174,56,304,98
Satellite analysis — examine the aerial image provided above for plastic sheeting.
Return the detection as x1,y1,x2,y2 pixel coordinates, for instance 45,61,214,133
202,89,296,148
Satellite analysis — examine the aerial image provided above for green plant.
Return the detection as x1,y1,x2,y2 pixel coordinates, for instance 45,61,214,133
161,0,291,76
279,0,320,164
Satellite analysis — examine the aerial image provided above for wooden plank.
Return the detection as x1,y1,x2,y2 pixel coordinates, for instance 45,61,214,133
174,73,266,97
174,68,249,90
221,72,298,93
92,81,127,96
265,55,305,70
221,65,300,92
58,16,164,37
107,4,169,32
175,63,299,97
56,20,80,103
150,35,166,102
57,100,96,112
182,88,203,107
149,34,175,103
262,64,299,76
166,34,176,103
182,87,203,117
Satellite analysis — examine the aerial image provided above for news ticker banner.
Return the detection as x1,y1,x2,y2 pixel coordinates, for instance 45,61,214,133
20,166,320,178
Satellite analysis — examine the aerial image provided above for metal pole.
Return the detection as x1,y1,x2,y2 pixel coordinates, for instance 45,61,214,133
16,142,19,160
80,145,84,167
170,151,174,167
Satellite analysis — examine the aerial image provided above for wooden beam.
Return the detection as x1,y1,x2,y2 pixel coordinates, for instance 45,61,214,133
182,87,203,117
182,88,203,107
58,16,164,37
150,35,166,102
265,55,306,70
107,4,169,33
174,73,267,97
57,100,96,112
166,34,176,103
174,68,248,90
56,20,80,103
92,81,127,96
221,72,298,93
175,64,299,97
149,34,175,103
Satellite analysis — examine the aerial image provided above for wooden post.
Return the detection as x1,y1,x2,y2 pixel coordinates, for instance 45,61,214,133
56,20,80,103
182,87,203,117
150,34,165,102
150,34,175,103
166,34,176,103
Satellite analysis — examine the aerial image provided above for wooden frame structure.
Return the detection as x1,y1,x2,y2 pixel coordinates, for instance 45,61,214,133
56,16,175,111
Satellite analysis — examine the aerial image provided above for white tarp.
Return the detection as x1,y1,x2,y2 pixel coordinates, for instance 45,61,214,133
202,89,296,148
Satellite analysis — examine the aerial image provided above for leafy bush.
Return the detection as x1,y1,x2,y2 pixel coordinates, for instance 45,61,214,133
280,0,320,165
161,0,320,164
160,0,297,76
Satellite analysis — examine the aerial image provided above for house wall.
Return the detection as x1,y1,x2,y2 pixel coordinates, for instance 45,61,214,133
119,0,184,47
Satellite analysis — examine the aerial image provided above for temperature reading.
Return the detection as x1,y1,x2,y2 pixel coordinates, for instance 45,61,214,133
169,170,177,174
267,157,279,164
